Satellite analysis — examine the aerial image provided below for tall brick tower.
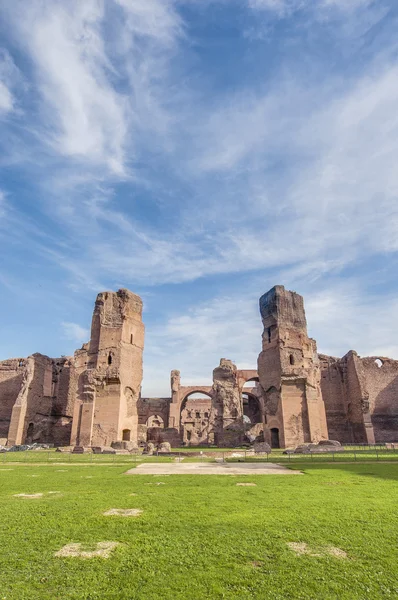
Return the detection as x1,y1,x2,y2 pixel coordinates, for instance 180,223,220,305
71,289,144,447
257,285,328,448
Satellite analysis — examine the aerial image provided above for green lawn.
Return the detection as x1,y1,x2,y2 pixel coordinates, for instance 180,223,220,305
1,463,398,599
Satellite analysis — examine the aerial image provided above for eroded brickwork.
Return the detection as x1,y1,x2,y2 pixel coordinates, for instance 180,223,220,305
0,285,397,447
257,286,328,448
71,289,144,447
320,351,398,443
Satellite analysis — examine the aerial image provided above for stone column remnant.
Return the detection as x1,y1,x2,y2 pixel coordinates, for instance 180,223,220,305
70,289,144,447
257,285,328,448
210,358,244,447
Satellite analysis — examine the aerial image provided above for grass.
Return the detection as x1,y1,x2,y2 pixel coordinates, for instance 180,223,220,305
3,447,398,465
1,462,398,599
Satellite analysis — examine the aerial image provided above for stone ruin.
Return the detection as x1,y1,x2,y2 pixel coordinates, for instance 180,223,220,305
0,285,397,449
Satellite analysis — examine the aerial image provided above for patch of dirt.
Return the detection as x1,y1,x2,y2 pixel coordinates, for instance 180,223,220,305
145,482,165,486
103,508,142,517
328,546,348,559
236,483,257,487
14,493,43,499
287,542,313,556
54,541,120,559
287,542,348,559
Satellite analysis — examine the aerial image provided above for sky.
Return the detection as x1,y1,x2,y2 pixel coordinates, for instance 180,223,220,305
0,0,397,396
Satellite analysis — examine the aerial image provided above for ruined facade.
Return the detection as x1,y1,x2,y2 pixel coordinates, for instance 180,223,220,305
0,285,397,448
257,286,328,448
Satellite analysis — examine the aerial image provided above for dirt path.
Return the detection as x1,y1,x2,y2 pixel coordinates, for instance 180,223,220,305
125,462,301,475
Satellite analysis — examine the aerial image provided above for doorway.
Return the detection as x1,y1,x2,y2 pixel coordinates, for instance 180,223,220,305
271,427,280,449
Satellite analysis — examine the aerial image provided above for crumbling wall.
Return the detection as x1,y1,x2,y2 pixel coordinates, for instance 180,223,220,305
0,359,25,439
210,359,243,447
320,352,398,443
319,355,352,442
257,286,328,448
137,397,170,443
363,357,398,441
71,289,144,447
181,397,212,445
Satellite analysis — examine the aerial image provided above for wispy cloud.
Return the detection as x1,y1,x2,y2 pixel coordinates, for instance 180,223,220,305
0,0,397,388
61,322,89,345
0,48,19,114
142,277,398,396
248,0,376,15
1,0,182,174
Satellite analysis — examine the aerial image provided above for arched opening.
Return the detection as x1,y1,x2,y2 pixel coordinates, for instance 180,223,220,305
289,354,295,365
180,391,212,447
147,415,164,429
130,334,133,344
242,378,259,391
271,427,280,449
108,353,112,366
26,422,34,444
375,359,383,368
122,429,131,441
146,415,164,443
242,393,261,424
242,391,263,443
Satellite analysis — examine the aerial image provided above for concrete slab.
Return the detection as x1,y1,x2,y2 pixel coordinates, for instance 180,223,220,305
125,462,301,475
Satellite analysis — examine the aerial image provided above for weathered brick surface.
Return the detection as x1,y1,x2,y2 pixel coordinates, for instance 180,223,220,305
257,286,328,448
320,351,398,443
1,285,397,447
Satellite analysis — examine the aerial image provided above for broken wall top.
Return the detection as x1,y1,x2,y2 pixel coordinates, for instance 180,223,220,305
94,289,143,326
259,285,307,332
213,358,237,382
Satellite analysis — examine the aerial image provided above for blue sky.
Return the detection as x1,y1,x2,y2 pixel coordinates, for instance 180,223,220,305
0,0,397,396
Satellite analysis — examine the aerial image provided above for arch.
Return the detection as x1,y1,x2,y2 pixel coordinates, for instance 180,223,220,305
107,353,113,366
375,359,383,368
180,389,213,412
147,415,164,429
242,379,259,390
289,354,295,365
242,392,262,425
237,370,259,387
180,390,212,447
122,429,131,441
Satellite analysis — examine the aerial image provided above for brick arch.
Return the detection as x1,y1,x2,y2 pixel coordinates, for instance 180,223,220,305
236,370,259,391
179,386,213,405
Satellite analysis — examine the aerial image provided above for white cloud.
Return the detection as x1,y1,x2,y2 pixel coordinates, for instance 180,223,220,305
0,48,20,114
61,322,89,344
1,0,182,174
143,293,261,396
248,0,375,14
1,0,398,388
0,80,13,113
306,285,398,360
142,278,398,396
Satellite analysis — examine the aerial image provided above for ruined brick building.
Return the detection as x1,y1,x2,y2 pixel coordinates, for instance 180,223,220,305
1,286,397,448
